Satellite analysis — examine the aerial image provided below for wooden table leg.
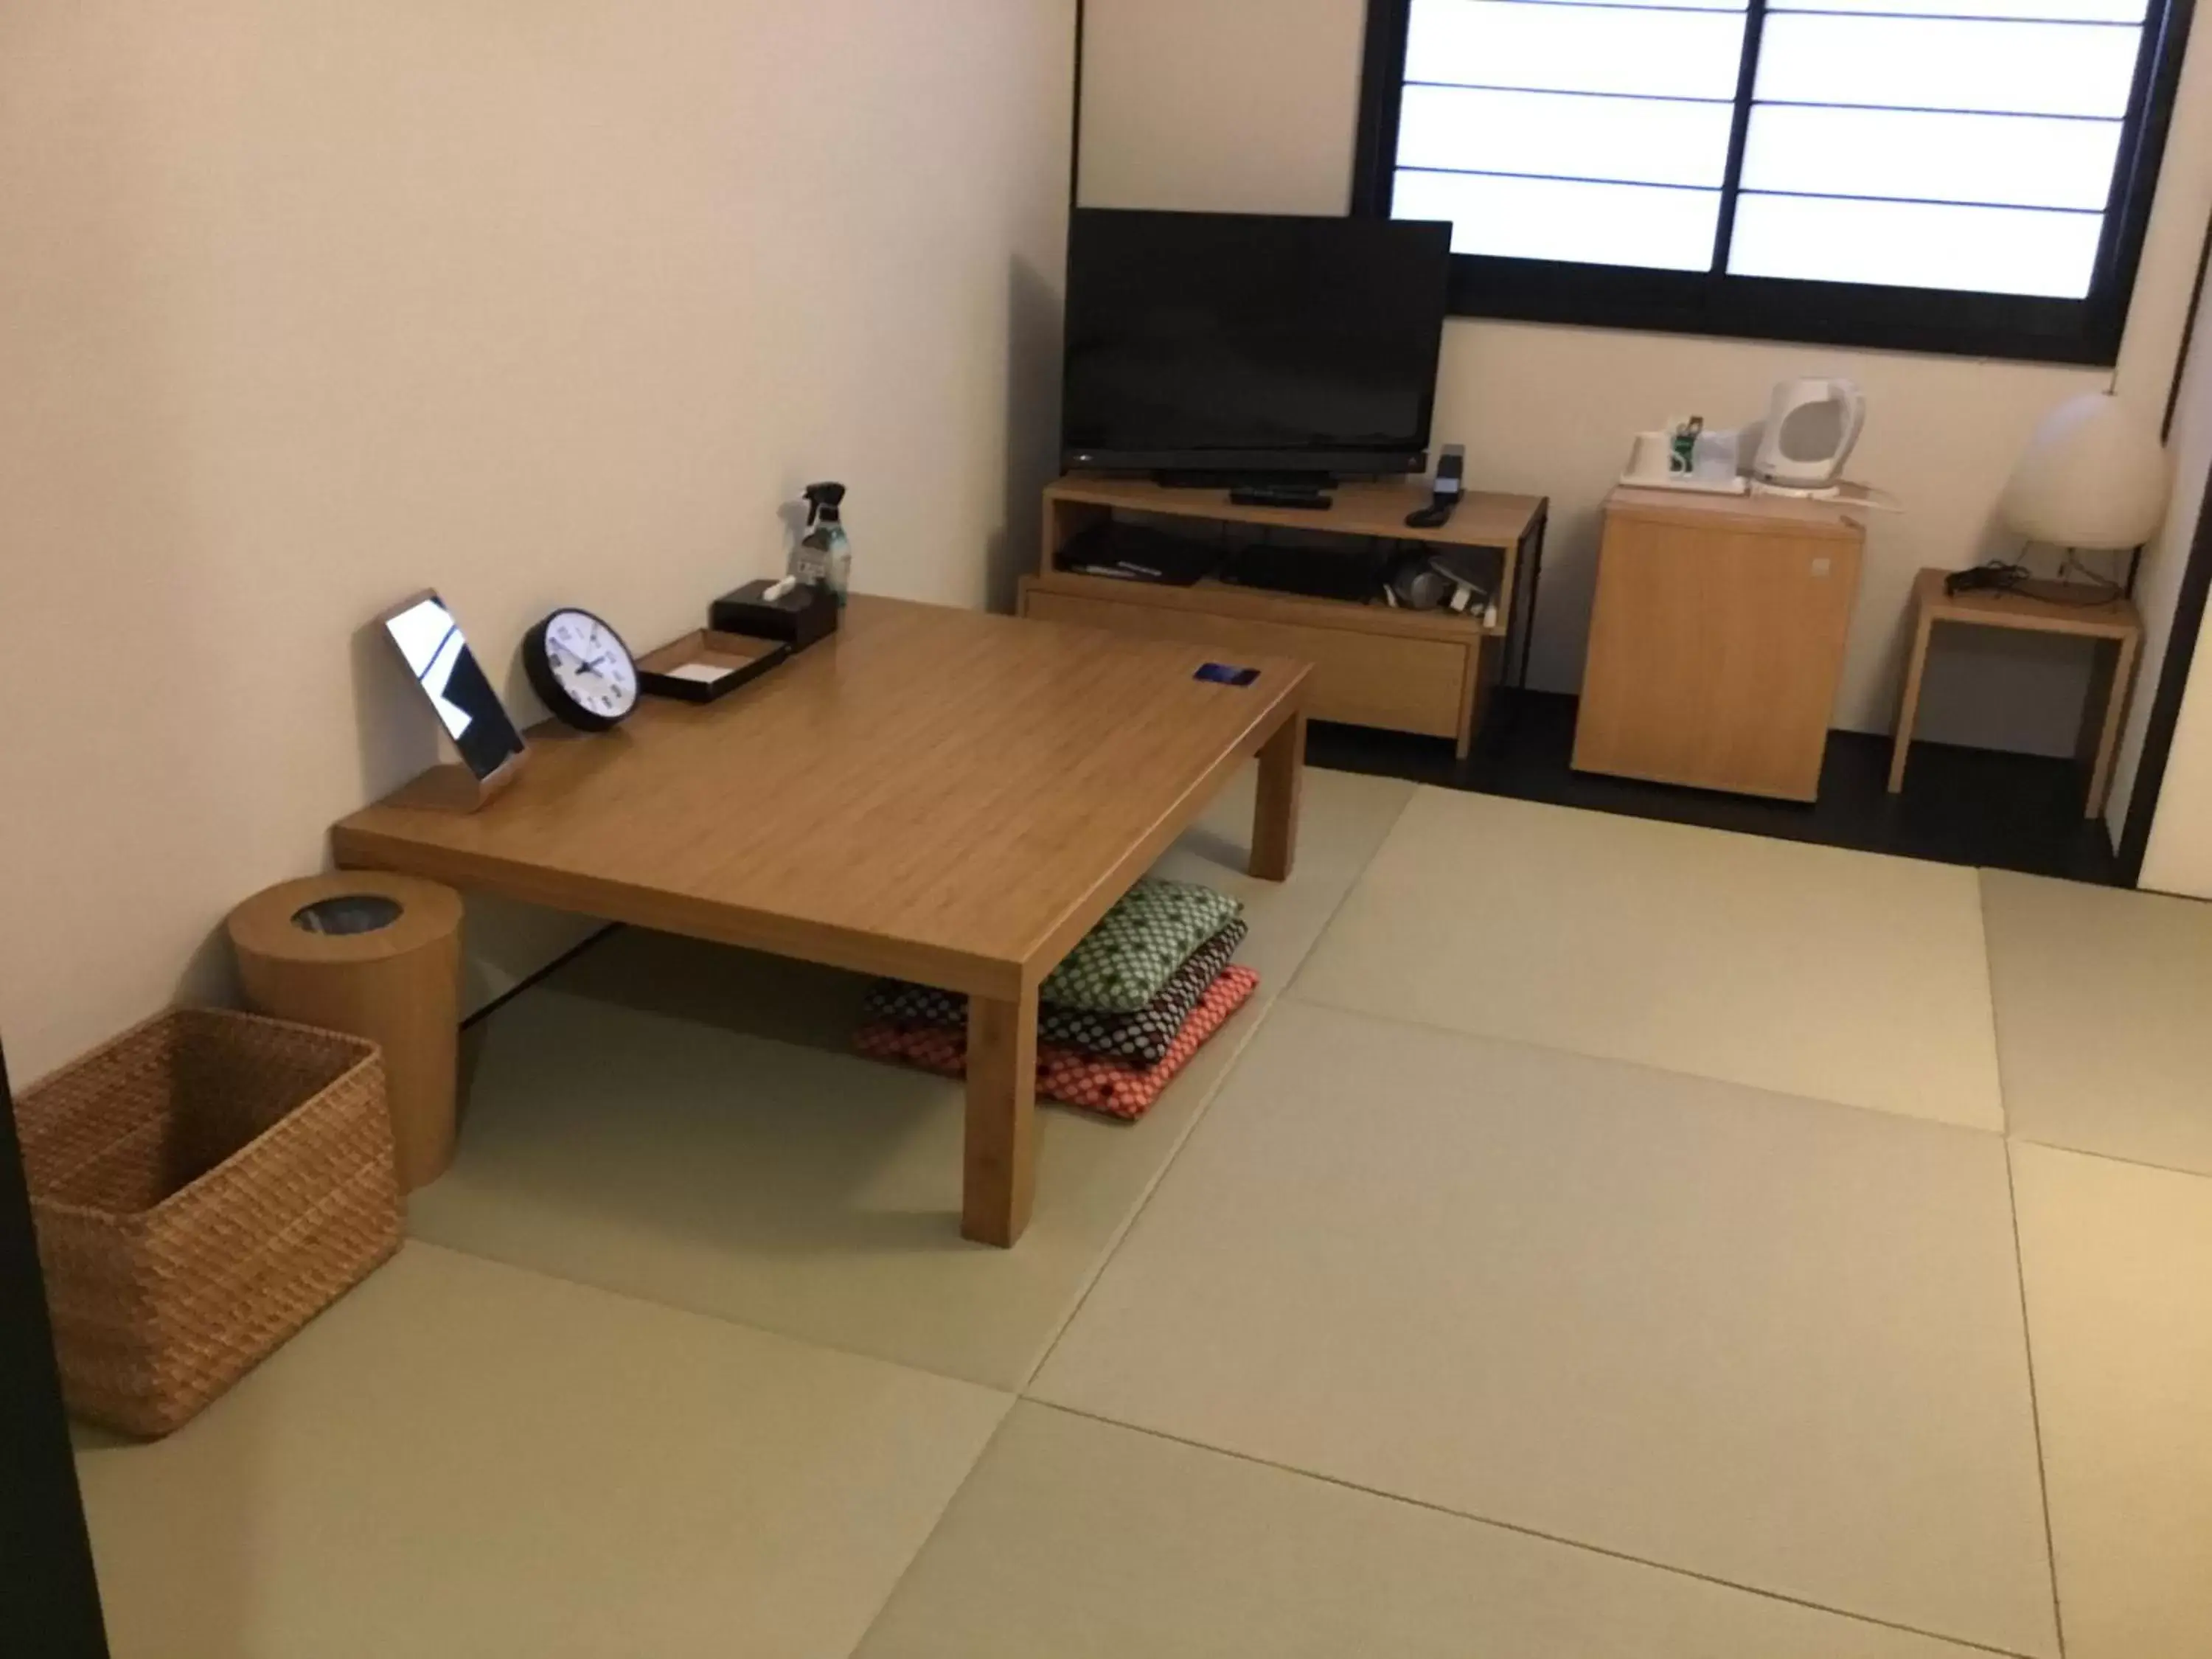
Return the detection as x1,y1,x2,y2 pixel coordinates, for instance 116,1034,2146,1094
1251,708,1305,882
1888,611,1935,795
961,990,1037,1248
2082,630,2141,819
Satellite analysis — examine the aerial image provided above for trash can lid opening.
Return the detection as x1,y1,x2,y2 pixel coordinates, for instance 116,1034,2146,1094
291,895,404,936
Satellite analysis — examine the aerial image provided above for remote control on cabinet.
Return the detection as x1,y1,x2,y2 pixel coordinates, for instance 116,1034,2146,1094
1228,484,1334,510
1405,445,1467,529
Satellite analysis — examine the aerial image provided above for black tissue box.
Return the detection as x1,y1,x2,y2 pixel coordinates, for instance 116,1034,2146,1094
709,579,840,650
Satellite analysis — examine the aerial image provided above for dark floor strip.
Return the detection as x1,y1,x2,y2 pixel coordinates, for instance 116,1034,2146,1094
1307,691,2119,886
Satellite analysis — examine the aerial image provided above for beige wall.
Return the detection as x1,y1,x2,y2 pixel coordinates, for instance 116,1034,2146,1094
2142,627,2212,897
1078,0,2212,756
2110,265,2212,850
0,0,1075,1084
2135,279,2212,897
2140,611,2212,898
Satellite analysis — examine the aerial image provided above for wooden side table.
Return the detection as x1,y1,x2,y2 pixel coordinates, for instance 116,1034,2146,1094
1888,567,2143,818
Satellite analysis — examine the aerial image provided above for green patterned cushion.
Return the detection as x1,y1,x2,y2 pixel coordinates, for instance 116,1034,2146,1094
1040,878,1243,1013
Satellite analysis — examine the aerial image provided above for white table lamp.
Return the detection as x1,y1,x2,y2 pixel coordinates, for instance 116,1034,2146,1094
1999,392,2171,552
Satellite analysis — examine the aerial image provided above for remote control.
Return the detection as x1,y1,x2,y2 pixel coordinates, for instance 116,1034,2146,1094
1229,485,1334,510
1406,444,1467,529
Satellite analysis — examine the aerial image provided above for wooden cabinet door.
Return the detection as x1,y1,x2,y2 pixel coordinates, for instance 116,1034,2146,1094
1573,508,1863,801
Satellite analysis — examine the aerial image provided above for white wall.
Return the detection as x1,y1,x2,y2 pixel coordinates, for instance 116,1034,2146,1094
0,0,1075,1085
2142,633,2212,897
2110,262,2212,844
2135,277,2212,897
1079,0,2212,752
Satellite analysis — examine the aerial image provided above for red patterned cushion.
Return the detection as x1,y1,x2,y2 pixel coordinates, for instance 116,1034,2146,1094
862,919,1249,1067
853,966,1259,1121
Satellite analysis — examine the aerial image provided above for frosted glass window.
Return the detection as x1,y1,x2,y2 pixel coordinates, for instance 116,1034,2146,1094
1393,170,1722,271
1405,0,1747,99
1728,195,2105,296
1380,0,2164,315
1773,0,2142,17
1754,16,2144,116
1740,106,2124,209
1397,84,1738,189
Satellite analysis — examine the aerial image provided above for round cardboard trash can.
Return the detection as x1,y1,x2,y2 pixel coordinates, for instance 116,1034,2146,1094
227,872,464,1192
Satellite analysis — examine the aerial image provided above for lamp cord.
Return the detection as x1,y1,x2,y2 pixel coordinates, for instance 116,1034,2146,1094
1950,547,2129,606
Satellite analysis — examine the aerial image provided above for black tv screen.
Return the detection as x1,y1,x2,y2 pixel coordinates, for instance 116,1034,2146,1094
1062,209,1452,478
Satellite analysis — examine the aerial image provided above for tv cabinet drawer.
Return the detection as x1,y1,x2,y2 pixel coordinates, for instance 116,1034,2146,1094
1021,588,1471,740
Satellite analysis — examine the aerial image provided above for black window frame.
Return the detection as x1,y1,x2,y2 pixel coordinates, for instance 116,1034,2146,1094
1352,0,2197,364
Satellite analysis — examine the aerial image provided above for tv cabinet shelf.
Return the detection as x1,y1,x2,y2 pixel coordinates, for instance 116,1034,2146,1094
1020,475,1548,759
1033,568,1495,643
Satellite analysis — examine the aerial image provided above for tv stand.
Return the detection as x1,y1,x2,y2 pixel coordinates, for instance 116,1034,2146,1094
1020,474,1549,760
1150,468,1338,491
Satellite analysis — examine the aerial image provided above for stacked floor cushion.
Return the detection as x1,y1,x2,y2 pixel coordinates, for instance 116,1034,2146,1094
856,967,1259,1121
866,919,1248,1067
1037,878,1242,1012
853,877,1256,1121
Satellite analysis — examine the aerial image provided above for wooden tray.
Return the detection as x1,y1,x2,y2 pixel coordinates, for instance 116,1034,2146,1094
636,630,790,704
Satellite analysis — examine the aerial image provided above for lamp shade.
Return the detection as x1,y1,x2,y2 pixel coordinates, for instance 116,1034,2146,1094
1999,392,2171,549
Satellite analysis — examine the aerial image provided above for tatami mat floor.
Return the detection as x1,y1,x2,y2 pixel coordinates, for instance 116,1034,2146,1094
74,768,2212,1659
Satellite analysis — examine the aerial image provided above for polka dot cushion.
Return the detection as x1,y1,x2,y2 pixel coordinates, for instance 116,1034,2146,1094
862,919,1248,1067
1037,878,1244,1014
854,965,1259,1121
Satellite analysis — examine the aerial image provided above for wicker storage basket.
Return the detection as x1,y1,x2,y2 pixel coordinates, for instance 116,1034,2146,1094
14,1007,400,1436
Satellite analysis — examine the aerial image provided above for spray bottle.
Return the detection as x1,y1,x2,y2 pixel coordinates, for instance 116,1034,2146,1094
793,482,852,608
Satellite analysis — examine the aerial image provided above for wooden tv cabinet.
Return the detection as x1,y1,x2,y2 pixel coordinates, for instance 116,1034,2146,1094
1019,475,1549,759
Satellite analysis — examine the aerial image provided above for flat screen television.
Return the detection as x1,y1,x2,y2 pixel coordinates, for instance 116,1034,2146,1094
1061,209,1452,482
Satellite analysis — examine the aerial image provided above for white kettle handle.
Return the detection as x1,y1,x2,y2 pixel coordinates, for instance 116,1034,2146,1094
1832,380,1867,462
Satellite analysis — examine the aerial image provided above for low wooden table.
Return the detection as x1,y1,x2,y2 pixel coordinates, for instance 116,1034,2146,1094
332,596,1309,1246
1890,567,2143,818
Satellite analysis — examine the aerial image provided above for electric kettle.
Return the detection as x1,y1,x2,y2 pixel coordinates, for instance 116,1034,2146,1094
1750,378,1866,494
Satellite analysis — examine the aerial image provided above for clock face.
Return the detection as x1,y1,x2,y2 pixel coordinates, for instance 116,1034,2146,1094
538,609,638,725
